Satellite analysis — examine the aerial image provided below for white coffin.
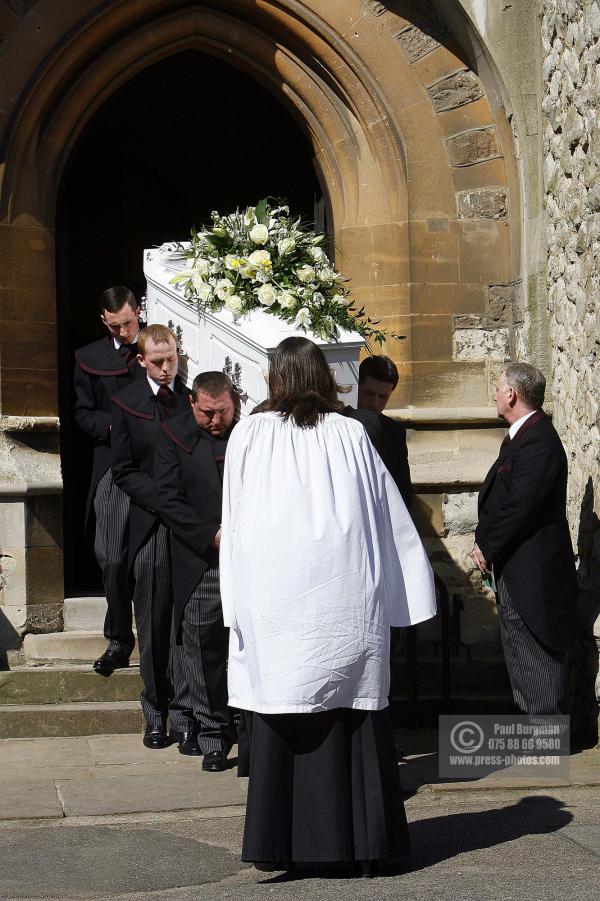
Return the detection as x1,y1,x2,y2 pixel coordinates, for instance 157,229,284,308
143,248,364,414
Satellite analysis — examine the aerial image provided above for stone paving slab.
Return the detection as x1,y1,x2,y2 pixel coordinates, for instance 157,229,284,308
56,768,247,817
0,778,63,820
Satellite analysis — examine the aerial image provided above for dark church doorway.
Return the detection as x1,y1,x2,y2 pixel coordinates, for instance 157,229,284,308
56,50,324,595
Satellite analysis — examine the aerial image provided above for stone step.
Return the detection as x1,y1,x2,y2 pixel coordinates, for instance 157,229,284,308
23,632,140,666
0,701,143,738
63,596,108,632
0,666,142,706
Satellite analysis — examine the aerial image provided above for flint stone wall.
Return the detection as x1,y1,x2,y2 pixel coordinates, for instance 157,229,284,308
542,1,600,702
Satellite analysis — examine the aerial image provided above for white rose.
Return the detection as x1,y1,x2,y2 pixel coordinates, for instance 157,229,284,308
191,271,206,293
249,223,269,244
211,226,227,238
279,291,296,309
295,307,311,329
215,278,235,300
296,265,315,283
248,249,272,270
278,237,296,256
318,266,336,285
256,283,278,306
309,246,326,262
224,294,244,316
194,258,210,276
195,282,212,302
225,254,245,271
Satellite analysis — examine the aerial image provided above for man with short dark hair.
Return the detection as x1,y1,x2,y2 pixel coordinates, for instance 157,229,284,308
356,355,412,507
74,285,142,676
154,371,237,772
472,362,580,715
111,324,192,749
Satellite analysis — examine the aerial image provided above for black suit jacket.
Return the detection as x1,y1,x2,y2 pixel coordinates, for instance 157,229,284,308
74,336,144,523
110,376,191,565
343,407,412,508
154,408,233,631
475,410,579,651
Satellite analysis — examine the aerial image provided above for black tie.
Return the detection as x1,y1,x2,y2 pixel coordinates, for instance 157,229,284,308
500,433,510,449
120,342,138,366
156,385,175,418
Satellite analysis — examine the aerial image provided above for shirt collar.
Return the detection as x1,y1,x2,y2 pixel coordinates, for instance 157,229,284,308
147,376,175,395
113,332,140,350
508,410,537,440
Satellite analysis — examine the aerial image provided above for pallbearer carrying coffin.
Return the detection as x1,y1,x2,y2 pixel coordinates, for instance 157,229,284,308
73,286,142,676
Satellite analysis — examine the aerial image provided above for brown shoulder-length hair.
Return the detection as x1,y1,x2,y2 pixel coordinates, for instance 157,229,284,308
262,336,344,428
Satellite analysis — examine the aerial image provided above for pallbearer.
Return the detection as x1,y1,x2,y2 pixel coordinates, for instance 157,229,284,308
154,371,237,770
110,324,191,749
73,286,142,676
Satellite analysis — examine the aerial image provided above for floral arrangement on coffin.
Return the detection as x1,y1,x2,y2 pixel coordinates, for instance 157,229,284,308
165,199,401,346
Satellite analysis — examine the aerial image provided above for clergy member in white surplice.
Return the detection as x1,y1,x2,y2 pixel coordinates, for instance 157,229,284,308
220,336,436,875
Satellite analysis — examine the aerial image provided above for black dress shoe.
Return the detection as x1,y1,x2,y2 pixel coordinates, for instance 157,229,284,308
201,750,228,772
143,723,171,749
92,648,131,677
169,728,202,756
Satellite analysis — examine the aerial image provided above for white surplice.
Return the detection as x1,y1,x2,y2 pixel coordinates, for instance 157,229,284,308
220,411,436,714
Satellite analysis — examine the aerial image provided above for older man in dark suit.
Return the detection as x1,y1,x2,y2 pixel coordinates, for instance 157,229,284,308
154,371,237,772
111,324,192,749
74,285,143,676
472,362,580,715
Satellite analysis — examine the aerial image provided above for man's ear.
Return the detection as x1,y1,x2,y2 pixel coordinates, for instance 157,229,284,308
134,306,141,320
188,393,195,407
100,313,107,327
137,353,146,370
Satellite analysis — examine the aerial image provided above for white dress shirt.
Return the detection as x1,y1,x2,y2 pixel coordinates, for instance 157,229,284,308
508,410,537,440
113,333,140,350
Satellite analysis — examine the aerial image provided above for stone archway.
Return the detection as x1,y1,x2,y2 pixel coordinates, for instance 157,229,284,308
0,0,521,643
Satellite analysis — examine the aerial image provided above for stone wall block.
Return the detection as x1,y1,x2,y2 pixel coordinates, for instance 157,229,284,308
427,70,484,112
487,283,519,326
396,25,440,62
453,325,510,363
446,127,501,167
457,188,508,220
0,500,26,547
443,492,479,536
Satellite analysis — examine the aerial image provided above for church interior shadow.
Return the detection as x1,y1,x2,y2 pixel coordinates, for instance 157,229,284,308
259,795,572,882
391,483,513,729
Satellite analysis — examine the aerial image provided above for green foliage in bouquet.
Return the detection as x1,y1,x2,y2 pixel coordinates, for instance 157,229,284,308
166,199,403,346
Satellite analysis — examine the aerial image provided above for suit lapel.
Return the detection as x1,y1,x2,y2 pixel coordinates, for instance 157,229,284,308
478,411,547,509
479,434,510,508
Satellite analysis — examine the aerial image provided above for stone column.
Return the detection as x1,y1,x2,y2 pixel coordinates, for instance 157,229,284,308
0,419,63,660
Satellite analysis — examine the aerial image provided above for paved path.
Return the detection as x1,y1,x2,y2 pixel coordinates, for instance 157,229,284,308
0,732,598,899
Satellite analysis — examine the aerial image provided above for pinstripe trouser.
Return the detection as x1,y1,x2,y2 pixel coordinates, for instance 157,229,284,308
497,576,570,716
170,567,234,753
93,468,134,651
133,523,188,728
